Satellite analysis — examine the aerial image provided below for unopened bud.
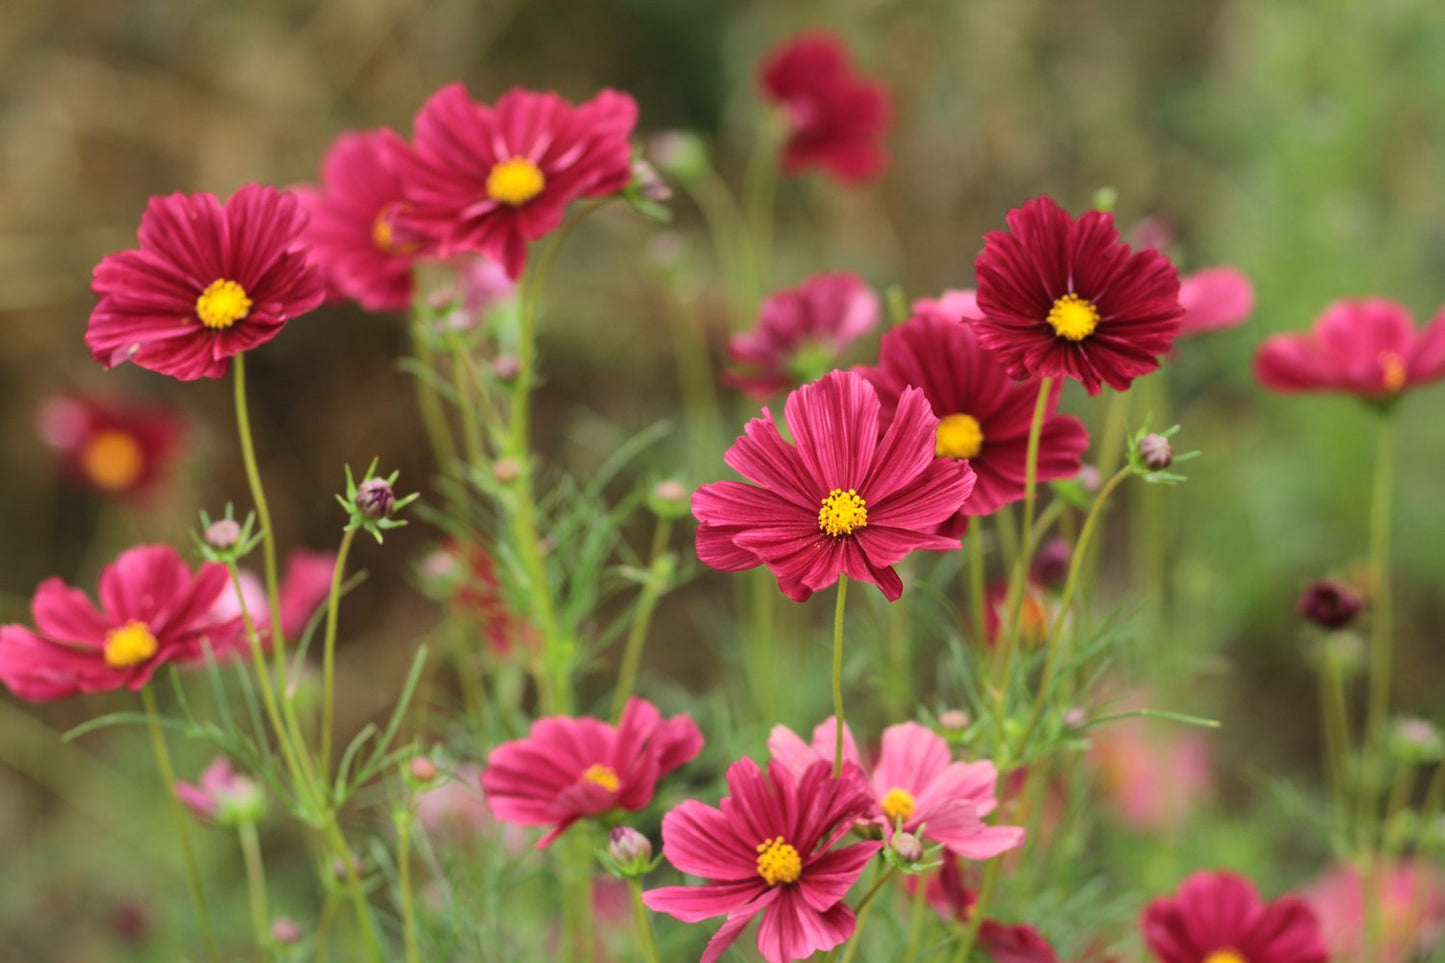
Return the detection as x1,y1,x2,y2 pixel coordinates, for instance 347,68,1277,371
205,519,241,550
1031,537,1071,588
1138,433,1173,471
333,854,363,881
1077,465,1101,494
608,826,653,875
631,158,672,203
892,832,925,864
355,478,395,519
1297,579,1363,630
492,458,522,485
410,757,438,783
648,131,709,183
1391,717,1444,765
271,918,302,946
491,355,521,381
939,710,970,731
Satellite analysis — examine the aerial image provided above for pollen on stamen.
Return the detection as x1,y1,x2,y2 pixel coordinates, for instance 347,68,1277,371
935,413,984,460
80,429,145,491
1046,293,1100,342
1379,350,1407,392
818,488,868,537
880,786,916,824
195,279,253,330
580,763,621,792
755,836,803,886
486,157,546,207
1201,950,1247,963
104,619,158,668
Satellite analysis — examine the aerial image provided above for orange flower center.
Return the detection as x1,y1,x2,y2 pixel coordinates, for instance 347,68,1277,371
755,836,802,886
818,488,868,537
371,202,419,255
486,157,546,207
80,429,145,491
935,413,984,460
196,279,252,330
580,763,620,792
104,619,158,668
1046,293,1099,341
1202,950,1247,963
880,786,916,824
1379,350,1407,392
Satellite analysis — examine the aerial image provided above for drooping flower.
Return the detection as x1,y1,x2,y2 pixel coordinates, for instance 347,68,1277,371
726,272,880,399
1303,860,1445,963
759,31,891,185
175,758,266,827
0,545,243,701
207,549,337,656
1253,298,1445,400
693,370,976,602
481,697,702,848
87,184,325,381
857,293,1089,531
644,757,881,963
396,84,637,279
1177,267,1255,338
36,395,185,501
768,718,1023,860
973,195,1183,394
1141,871,1329,963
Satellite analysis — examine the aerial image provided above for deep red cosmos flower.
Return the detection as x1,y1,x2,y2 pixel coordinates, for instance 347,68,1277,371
644,757,882,963
37,395,185,501
726,272,880,399
87,184,325,381
759,31,891,185
1141,871,1328,963
857,292,1088,533
973,196,1184,394
396,84,637,279
480,697,702,848
0,545,243,701
1177,267,1255,338
693,370,976,602
1253,298,1445,399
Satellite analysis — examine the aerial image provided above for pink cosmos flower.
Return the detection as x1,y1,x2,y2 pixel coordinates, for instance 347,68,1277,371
396,84,637,279
87,184,325,381
0,545,243,701
1177,267,1255,337
37,395,185,502
1141,871,1328,963
726,272,880,399
1253,297,1445,399
759,31,891,184
480,697,703,848
644,757,882,963
693,370,976,602
768,717,1023,860
857,292,1089,531
175,758,264,826
1303,860,1445,963
207,549,337,657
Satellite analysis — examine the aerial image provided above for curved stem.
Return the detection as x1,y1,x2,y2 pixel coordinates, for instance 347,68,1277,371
627,878,663,963
832,575,850,777
951,857,1002,963
407,314,459,478
1318,649,1353,853
968,523,988,647
233,355,288,678
610,517,674,722
903,872,930,963
320,819,385,962
321,526,359,784
1000,378,1054,659
238,821,272,960
841,863,898,962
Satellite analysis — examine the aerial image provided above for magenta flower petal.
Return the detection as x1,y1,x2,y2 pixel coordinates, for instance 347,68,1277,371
1142,871,1329,963
1177,266,1255,337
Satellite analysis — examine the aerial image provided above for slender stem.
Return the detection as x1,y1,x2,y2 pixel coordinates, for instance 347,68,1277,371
1000,379,1053,658
887,558,912,720
610,517,674,722
685,168,752,327
238,821,272,959
1361,415,1397,846
902,872,930,963
1319,648,1353,852
449,340,487,468
320,819,386,962
142,687,221,963
840,864,899,962
321,526,359,784
562,831,597,963
397,807,421,963
951,857,1002,963
627,879,663,963
233,355,288,679
407,314,460,477
741,118,781,299
968,524,988,648
832,575,850,777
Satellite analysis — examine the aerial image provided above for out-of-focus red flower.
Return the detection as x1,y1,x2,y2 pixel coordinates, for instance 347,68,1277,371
1141,871,1328,963
37,395,185,501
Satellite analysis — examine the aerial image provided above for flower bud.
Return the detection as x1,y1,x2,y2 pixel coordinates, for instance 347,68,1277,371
608,826,653,876
205,519,241,550
892,832,925,864
175,758,266,827
648,131,709,183
491,355,522,381
1297,579,1363,630
354,477,395,519
647,478,692,520
1076,465,1101,494
271,917,302,946
492,458,522,484
939,710,970,731
1138,433,1173,471
630,157,673,203
410,756,438,784
1031,537,1071,589
1391,717,1444,765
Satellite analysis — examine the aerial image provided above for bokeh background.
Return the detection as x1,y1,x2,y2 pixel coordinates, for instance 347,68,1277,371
2,0,1444,958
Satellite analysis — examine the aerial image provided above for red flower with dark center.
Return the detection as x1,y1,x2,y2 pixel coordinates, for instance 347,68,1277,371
974,196,1183,394
396,84,637,279
693,370,976,602
87,184,325,381
759,31,891,185
857,292,1088,533
1253,298,1445,400
37,395,185,502
1141,871,1328,963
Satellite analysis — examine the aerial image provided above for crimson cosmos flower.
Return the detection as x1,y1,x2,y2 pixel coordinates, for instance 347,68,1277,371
396,84,637,279
1141,871,1328,963
857,290,1089,533
37,395,185,502
644,757,882,963
0,545,243,701
759,31,891,184
481,697,703,848
1253,298,1445,400
973,196,1183,394
87,184,325,381
694,370,976,602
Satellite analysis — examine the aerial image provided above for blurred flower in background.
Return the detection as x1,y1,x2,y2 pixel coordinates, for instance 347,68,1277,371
1140,870,1328,963
36,394,185,502
1304,860,1445,963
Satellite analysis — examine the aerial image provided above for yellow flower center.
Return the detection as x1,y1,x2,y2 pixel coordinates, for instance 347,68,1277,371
104,619,158,669
195,279,253,330
818,488,868,537
755,836,803,886
1202,950,1247,963
1379,350,1407,392
486,157,546,207
1046,293,1099,341
880,786,916,824
580,763,620,792
935,414,984,460
79,429,145,491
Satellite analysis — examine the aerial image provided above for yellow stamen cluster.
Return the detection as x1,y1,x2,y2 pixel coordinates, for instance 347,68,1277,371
486,157,546,207
935,413,984,460
580,763,621,792
755,836,803,886
104,619,159,669
818,488,868,537
1046,293,1099,342
1202,950,1247,963
80,429,145,491
195,279,253,330
880,786,916,824
1379,350,1407,392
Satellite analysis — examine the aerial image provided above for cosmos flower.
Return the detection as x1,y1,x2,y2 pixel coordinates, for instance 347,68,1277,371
1303,860,1445,963
857,292,1088,531
36,395,185,501
0,545,242,701
1089,701,1213,832
396,84,637,278
1141,871,1328,963
759,31,891,184
693,370,976,602
1253,298,1445,400
726,272,880,399
1177,267,1255,338
973,196,1183,394
481,697,702,848
87,184,325,381
643,757,881,963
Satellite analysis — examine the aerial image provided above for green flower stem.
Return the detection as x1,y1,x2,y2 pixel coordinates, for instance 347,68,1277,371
967,523,988,648
832,575,850,777
627,878,663,963
610,516,675,723
319,525,359,784
449,340,488,468
903,871,930,963
1000,378,1054,657
745,569,779,718
142,687,221,963
237,821,272,960
320,819,385,962
1360,414,1397,846
407,314,460,477
396,807,421,963
839,865,898,963
950,856,1002,963
1318,649,1353,852
684,168,752,327
232,355,288,680
663,286,727,476
562,831,597,963
741,118,782,298
886,558,912,721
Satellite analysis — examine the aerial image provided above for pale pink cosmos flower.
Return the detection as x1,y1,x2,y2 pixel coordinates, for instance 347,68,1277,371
1304,860,1445,963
